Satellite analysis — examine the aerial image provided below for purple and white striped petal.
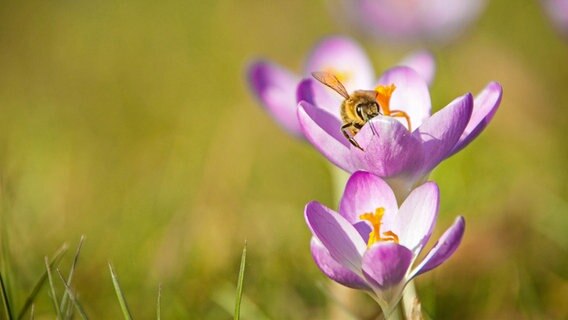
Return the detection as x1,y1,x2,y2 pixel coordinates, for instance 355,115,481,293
392,182,439,255
413,93,473,173
248,60,301,135
377,67,432,130
339,171,399,223
298,102,352,171
310,239,370,290
349,117,425,178
305,36,375,92
400,51,436,86
305,201,367,273
409,216,466,279
449,82,502,156
296,78,343,116
361,242,413,290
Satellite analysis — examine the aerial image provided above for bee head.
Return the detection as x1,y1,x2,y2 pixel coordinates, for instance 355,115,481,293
355,101,381,121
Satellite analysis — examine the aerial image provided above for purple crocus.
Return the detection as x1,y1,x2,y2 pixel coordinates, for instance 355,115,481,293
542,0,568,36
298,66,502,198
334,0,486,43
247,36,435,137
305,171,464,313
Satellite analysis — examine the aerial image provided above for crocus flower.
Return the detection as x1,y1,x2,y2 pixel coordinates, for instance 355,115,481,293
542,0,568,36
305,171,465,313
298,66,502,198
333,0,486,43
247,36,435,137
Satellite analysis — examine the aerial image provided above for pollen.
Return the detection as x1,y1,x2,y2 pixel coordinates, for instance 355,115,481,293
375,84,396,113
359,207,399,247
324,67,352,82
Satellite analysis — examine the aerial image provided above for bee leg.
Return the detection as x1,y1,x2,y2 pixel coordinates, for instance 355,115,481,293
361,113,379,136
389,110,412,132
369,122,379,136
341,123,364,151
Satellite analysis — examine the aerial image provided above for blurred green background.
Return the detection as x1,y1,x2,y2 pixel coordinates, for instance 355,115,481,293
0,0,566,319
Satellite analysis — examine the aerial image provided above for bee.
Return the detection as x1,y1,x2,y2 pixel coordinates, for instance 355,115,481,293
311,71,411,151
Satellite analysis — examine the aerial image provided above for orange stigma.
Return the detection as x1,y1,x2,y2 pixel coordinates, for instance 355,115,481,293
375,84,397,113
374,84,412,131
359,208,399,247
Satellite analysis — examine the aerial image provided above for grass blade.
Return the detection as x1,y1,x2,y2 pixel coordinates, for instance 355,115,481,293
44,257,62,319
211,283,270,320
55,269,88,320
60,236,85,315
1,214,15,320
156,284,161,320
0,272,14,320
17,244,68,320
234,242,247,320
109,263,133,320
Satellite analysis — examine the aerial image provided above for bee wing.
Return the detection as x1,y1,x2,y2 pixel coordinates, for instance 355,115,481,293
311,72,350,99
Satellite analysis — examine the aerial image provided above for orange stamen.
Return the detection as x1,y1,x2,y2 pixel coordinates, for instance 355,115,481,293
375,84,413,131
375,84,397,114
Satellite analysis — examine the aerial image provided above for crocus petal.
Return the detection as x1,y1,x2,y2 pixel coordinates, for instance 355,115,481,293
413,93,473,173
377,66,432,130
298,101,353,171
449,82,503,156
410,216,466,279
362,242,413,290
310,239,370,290
339,171,398,223
247,60,301,135
399,51,436,85
393,182,439,255
296,78,343,115
353,221,372,244
305,36,375,92
305,201,367,273
348,117,425,178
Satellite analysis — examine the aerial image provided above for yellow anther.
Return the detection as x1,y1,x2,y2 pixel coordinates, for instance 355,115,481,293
359,207,399,247
381,230,400,243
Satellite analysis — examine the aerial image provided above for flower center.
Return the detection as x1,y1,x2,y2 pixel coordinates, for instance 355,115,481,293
323,67,352,83
374,84,412,131
359,207,399,248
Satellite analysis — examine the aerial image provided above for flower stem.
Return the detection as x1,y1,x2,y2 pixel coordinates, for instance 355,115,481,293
329,165,349,202
401,280,423,319
385,303,403,320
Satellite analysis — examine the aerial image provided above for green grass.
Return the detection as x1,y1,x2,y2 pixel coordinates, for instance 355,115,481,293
234,242,246,320
109,264,134,320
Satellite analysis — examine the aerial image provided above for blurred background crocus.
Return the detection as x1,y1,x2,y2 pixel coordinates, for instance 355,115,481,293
542,0,568,36
247,36,434,137
332,0,487,44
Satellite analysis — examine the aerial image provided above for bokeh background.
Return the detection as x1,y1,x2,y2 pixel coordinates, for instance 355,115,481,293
0,0,566,319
